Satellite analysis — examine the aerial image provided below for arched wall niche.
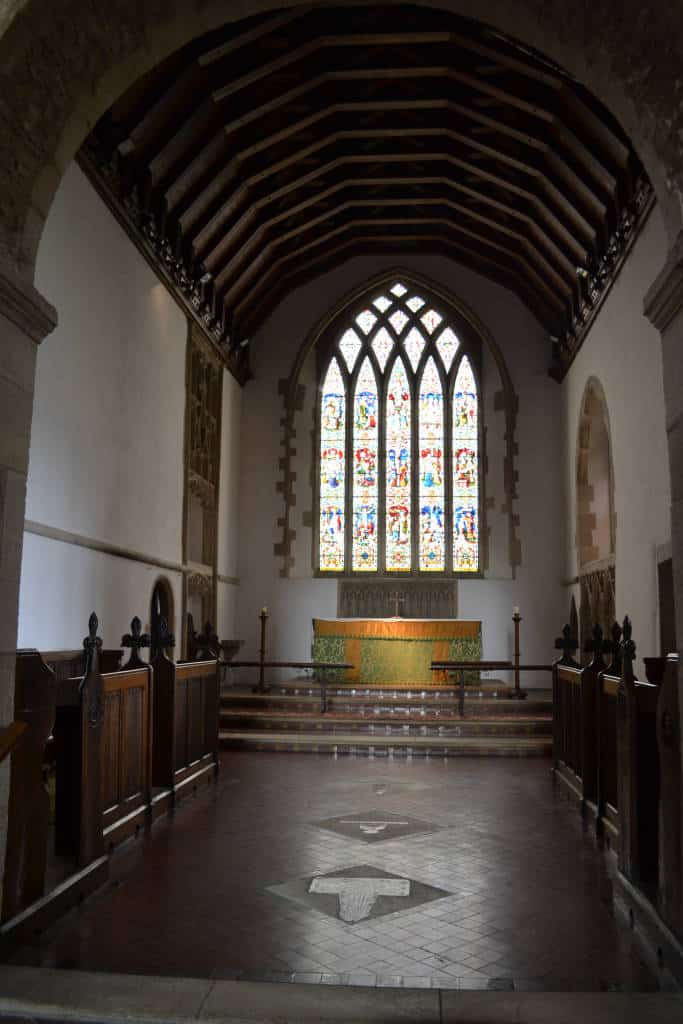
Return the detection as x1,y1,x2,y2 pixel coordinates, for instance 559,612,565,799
280,266,519,578
576,376,616,650
2,0,683,280
149,575,175,659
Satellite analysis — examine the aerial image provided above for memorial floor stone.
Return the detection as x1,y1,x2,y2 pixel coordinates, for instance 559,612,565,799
314,809,439,842
268,865,450,923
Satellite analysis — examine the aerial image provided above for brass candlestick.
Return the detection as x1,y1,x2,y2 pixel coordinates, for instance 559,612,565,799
512,608,526,700
255,607,269,694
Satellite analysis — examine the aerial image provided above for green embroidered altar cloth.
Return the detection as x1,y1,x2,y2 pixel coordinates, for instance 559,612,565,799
312,618,482,686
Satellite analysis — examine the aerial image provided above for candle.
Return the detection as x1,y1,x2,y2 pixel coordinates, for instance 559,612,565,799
260,606,268,616
513,606,520,616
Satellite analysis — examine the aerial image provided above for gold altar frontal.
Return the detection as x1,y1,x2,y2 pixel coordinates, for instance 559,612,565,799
312,618,482,686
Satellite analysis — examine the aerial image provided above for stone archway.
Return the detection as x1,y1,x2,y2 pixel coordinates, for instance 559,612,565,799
0,0,683,279
2,0,683,920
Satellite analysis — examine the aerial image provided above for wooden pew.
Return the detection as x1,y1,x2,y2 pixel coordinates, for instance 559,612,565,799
616,617,660,893
656,653,682,940
54,615,153,863
1,650,55,922
151,618,220,804
596,623,622,843
42,647,122,680
553,624,606,815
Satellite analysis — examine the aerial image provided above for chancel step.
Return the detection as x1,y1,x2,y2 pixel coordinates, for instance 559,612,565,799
220,679,552,757
219,730,551,756
220,710,551,737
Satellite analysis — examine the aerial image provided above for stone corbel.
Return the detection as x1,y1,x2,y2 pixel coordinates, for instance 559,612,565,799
644,230,683,332
0,262,57,343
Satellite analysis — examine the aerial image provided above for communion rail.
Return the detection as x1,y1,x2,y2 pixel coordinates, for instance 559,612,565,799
430,660,553,717
222,660,354,712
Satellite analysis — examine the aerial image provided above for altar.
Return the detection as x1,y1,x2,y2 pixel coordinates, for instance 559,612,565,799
312,618,482,686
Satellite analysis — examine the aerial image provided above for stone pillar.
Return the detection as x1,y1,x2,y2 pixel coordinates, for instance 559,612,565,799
644,231,683,935
0,263,56,918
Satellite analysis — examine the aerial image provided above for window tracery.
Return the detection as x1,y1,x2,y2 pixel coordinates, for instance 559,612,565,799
317,281,481,575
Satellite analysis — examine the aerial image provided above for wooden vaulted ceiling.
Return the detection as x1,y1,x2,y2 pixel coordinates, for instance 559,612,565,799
81,4,652,379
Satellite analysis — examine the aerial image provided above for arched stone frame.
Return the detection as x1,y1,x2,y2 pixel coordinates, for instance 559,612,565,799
279,267,520,579
576,377,616,569
4,0,683,931
576,377,616,651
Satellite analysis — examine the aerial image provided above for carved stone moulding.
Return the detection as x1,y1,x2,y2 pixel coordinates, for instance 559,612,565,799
188,471,215,510
187,572,212,597
338,580,457,619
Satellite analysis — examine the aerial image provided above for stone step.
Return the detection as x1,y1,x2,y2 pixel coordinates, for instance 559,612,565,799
221,692,552,715
219,711,552,737
219,729,552,757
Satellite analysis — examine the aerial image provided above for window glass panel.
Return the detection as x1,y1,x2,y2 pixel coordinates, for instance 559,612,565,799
352,357,379,571
436,326,460,372
453,356,478,572
418,357,445,571
421,309,443,335
319,358,346,571
389,309,409,335
403,326,426,371
339,328,362,371
406,295,425,312
356,309,378,335
371,326,394,371
390,282,408,297
386,358,411,571
373,295,392,313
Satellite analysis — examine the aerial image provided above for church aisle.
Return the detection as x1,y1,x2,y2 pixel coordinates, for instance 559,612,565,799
8,754,659,992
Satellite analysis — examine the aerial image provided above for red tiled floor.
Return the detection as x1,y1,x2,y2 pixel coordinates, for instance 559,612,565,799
9,754,658,991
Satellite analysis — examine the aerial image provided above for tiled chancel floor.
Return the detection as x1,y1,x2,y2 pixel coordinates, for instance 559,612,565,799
10,754,658,991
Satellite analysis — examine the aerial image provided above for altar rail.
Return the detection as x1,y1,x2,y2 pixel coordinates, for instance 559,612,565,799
430,660,553,716
0,612,221,950
552,617,683,971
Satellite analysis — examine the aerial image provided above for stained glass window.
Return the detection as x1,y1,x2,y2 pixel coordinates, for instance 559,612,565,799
453,356,479,572
421,309,443,335
352,357,378,571
436,326,459,372
371,326,394,371
403,326,426,372
319,280,480,575
389,309,409,335
418,357,445,571
319,358,346,571
386,358,411,571
339,328,362,371
356,309,377,335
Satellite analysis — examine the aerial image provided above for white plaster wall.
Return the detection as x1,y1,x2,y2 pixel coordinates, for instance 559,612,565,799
237,253,567,686
216,369,242,641
562,206,672,668
18,164,187,649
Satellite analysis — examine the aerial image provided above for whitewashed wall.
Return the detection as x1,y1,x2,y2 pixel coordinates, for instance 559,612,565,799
237,253,567,687
19,164,187,650
562,206,672,669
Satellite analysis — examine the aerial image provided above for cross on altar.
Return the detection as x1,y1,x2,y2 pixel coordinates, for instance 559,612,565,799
309,875,410,923
391,593,403,617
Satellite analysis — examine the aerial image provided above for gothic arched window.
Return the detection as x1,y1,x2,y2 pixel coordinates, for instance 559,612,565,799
317,280,481,575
